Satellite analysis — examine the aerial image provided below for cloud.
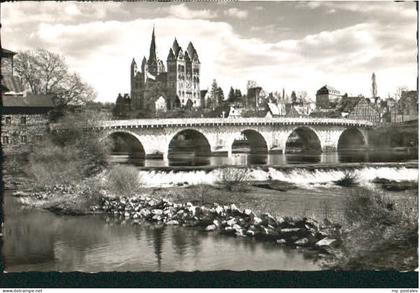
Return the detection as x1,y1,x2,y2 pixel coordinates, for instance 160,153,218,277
224,8,248,19
168,4,217,19
1,1,417,102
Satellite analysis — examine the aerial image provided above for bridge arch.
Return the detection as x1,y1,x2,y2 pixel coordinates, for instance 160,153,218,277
284,126,322,154
105,130,146,159
337,127,367,151
230,129,268,154
167,128,212,159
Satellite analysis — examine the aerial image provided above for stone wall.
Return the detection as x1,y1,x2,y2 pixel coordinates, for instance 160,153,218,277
1,113,50,154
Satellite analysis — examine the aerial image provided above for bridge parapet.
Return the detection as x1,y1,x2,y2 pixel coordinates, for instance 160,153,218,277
50,117,373,130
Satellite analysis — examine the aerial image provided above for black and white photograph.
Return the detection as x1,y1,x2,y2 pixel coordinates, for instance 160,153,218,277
0,0,418,287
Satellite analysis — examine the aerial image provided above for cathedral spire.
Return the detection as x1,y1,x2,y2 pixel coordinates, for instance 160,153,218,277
149,26,157,63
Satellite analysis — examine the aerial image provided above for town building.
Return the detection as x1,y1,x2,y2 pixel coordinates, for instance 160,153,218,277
2,93,55,154
316,85,342,109
130,28,201,111
1,48,55,154
340,96,381,124
114,93,132,118
398,90,418,122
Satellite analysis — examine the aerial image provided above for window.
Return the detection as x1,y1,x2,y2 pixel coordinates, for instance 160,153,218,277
20,135,27,143
21,116,26,125
5,117,11,125
2,136,9,144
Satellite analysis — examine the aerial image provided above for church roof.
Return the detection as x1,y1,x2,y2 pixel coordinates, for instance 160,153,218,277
172,38,181,58
187,42,200,63
184,51,191,62
167,48,175,61
131,58,136,65
177,48,184,60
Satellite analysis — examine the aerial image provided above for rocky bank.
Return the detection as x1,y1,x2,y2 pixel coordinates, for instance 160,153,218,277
96,195,341,253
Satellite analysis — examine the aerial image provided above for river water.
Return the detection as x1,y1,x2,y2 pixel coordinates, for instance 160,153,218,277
112,149,418,167
3,193,320,272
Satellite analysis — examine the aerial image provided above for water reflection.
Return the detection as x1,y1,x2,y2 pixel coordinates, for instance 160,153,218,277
3,194,320,272
111,149,417,168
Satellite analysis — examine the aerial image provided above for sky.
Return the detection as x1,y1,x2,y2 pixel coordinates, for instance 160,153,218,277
1,1,418,103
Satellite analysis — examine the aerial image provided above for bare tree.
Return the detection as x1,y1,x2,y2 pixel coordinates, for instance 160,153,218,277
394,86,409,101
246,80,258,90
14,48,95,105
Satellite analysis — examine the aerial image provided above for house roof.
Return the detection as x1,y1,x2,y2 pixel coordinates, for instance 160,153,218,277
339,96,363,112
2,93,55,108
1,48,16,57
316,85,340,95
267,102,280,116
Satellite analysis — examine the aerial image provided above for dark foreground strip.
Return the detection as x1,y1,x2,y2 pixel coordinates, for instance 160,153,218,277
0,271,417,288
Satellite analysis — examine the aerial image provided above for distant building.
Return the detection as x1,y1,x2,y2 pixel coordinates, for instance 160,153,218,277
130,28,201,111
114,93,132,117
146,95,167,113
399,90,418,121
228,106,243,118
246,87,264,110
316,85,342,109
341,96,381,124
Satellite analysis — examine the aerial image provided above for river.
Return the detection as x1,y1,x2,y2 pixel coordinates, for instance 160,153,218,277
3,193,320,272
111,149,418,167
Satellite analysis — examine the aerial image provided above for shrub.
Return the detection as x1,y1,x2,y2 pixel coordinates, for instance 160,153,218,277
219,167,249,191
27,111,111,189
334,171,358,187
328,188,418,270
28,140,84,188
104,165,142,196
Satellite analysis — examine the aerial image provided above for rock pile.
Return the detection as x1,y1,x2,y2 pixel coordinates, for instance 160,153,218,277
99,195,341,251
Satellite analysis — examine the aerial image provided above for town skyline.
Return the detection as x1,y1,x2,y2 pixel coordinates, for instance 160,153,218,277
2,1,417,103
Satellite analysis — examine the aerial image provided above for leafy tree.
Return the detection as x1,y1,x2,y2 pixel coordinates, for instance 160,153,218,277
14,48,95,106
291,91,297,104
227,87,235,103
217,86,224,105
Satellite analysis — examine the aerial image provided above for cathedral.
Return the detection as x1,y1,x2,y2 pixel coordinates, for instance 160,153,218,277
130,28,201,111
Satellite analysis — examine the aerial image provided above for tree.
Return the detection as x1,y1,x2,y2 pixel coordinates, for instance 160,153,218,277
394,86,409,101
217,87,224,106
297,91,309,104
14,48,95,105
291,91,297,104
209,79,221,109
247,80,258,90
227,87,235,103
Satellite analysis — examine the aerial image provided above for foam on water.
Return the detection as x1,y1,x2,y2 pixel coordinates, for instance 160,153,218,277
138,166,418,189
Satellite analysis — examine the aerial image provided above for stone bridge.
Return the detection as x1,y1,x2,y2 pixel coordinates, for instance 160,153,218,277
52,117,373,159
